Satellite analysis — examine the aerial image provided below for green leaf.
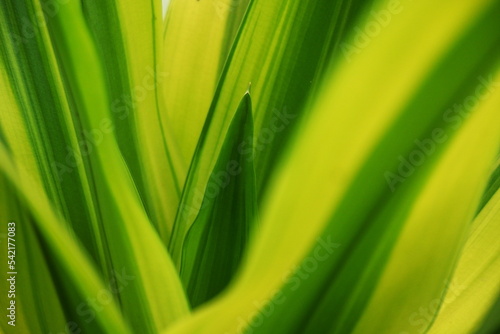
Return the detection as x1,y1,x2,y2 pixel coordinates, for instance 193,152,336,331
81,0,183,241
0,142,131,334
0,0,106,270
1,0,190,332
474,296,500,334
477,157,500,213
161,0,250,174
246,1,500,332
169,0,370,269
162,0,500,332
43,0,191,330
181,91,256,308
427,186,500,334
351,68,500,334
3,0,499,332
0,177,66,334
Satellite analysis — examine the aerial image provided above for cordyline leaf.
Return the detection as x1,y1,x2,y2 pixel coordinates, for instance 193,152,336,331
45,0,190,330
474,296,500,334
352,68,500,334
162,0,500,333
427,186,500,334
1,0,189,332
169,0,370,269
0,143,131,334
0,0,106,271
0,177,66,334
81,0,182,241
161,0,250,173
181,91,256,308
250,2,500,333
0,7,125,330
477,157,500,213
81,0,147,213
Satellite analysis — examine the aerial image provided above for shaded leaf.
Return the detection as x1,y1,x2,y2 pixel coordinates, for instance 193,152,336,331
181,92,256,308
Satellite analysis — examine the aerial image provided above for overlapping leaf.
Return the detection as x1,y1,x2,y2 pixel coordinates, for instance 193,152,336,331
168,0,371,269
1,0,189,332
1,0,499,333
81,0,182,241
162,0,500,332
181,92,256,308
427,185,500,334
